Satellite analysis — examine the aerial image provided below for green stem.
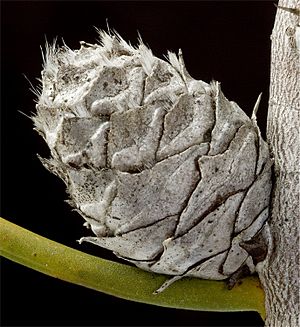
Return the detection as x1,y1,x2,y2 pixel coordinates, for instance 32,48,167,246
0,217,265,319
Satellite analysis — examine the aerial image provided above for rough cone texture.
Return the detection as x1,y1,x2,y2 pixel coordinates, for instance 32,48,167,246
33,30,272,290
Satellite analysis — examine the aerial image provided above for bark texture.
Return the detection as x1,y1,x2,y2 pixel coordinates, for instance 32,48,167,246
258,0,300,326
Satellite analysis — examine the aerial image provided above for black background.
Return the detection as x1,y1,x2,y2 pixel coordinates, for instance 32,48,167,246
1,1,276,326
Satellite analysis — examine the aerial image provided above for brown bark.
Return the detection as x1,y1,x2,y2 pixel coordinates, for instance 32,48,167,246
258,0,300,326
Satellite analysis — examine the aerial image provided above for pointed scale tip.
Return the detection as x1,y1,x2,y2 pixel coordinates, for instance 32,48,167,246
252,92,262,120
